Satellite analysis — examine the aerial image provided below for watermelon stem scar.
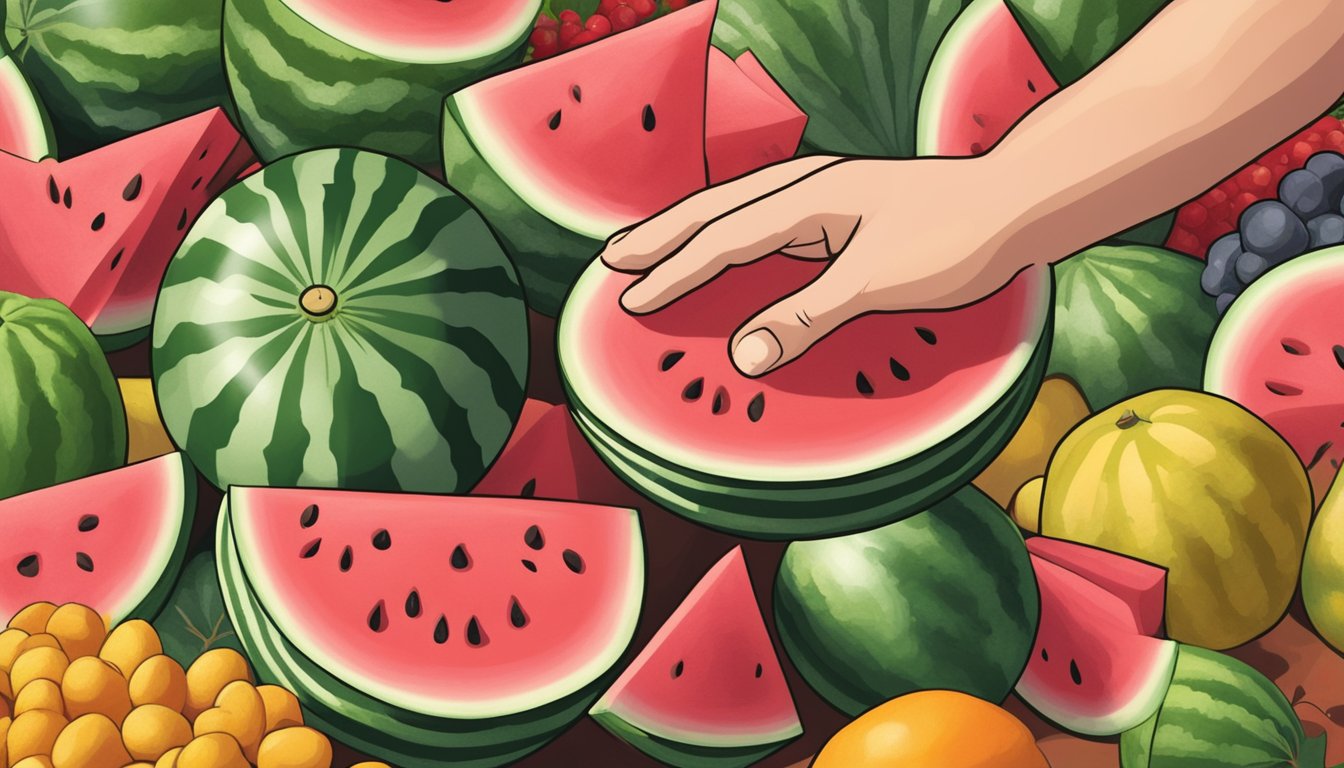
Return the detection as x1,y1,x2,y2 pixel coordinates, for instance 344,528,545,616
1116,410,1152,429
300,284,337,318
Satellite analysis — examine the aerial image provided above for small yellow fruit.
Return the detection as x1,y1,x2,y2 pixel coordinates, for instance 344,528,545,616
13,757,54,768
122,704,192,761
0,697,8,720
974,376,1091,508
50,713,131,768
0,629,30,672
13,680,64,718
349,763,393,768
193,681,265,762
8,604,57,635
97,620,162,679
183,649,251,721
7,709,67,764
0,714,10,766
129,655,187,713
176,733,249,768
11,647,69,693
14,634,61,656
256,727,332,768
127,764,155,768
257,686,303,733
154,747,182,768
0,672,11,702
61,657,132,725
44,605,106,662
119,379,175,463
1010,476,1044,533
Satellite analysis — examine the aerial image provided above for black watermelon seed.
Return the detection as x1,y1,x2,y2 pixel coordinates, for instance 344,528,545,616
915,326,938,345
339,546,353,572
190,176,202,190
509,597,528,628
368,601,386,632
199,147,209,160
747,393,765,423
300,538,321,559
1069,659,1082,685
671,660,684,678
520,478,537,498
1266,381,1303,396
91,213,105,231
563,549,585,574
434,615,449,644
754,663,763,678
1027,79,1037,93
177,208,188,231
1283,338,1309,355
466,617,485,646
682,377,704,401
17,555,38,577
889,358,910,381
855,372,874,396
548,110,562,130
571,85,582,102
524,525,545,550
711,387,728,415
642,104,656,131
969,142,983,155
76,553,94,572
1041,648,1049,662
660,351,685,371
63,187,72,208
451,544,471,570
405,590,421,618
300,504,319,527
522,559,538,572
109,249,123,271
1334,345,1344,369
372,529,391,550
1308,441,1333,470
122,174,142,201
972,113,986,127
47,176,59,203
77,515,99,532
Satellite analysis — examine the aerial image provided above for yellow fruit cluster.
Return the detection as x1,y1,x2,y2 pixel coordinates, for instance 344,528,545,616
0,603,384,768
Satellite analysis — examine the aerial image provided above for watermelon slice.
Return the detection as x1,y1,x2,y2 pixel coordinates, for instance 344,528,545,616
1016,545,1177,736
590,546,801,767
1026,536,1166,636
705,46,806,184
0,108,255,346
0,453,195,626
0,54,53,161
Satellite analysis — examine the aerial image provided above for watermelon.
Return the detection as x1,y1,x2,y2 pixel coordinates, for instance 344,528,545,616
442,0,714,315
1205,245,1344,503
560,254,1051,539
152,148,528,494
218,486,644,766
223,0,538,173
1026,536,1166,635
0,53,52,160
3,0,230,156
1015,542,1177,736
704,46,806,184
0,291,125,500
590,546,801,767
1120,644,1327,768
0,108,256,349
0,453,195,626
773,487,1039,715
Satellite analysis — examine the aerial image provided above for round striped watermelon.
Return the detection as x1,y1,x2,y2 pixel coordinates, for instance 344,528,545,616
151,148,528,494
2,0,228,156
0,291,126,500
223,0,539,174
0,54,52,160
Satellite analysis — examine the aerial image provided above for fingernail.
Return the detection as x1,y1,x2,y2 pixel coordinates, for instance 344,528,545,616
620,284,651,313
601,228,631,259
733,329,781,376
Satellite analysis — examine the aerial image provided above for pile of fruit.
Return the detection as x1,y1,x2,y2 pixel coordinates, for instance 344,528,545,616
528,1,699,58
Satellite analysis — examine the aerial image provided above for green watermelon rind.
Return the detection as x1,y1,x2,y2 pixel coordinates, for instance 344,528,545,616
588,708,792,768
224,0,532,173
913,0,1003,158
215,508,589,767
441,99,605,317
0,53,53,160
773,487,1040,716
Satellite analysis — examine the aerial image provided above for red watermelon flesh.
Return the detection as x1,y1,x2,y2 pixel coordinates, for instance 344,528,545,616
0,56,49,161
916,0,1060,156
282,0,539,64
0,108,255,337
705,47,806,184
1026,536,1166,636
0,453,194,625
229,486,643,718
1015,555,1177,736
590,546,800,763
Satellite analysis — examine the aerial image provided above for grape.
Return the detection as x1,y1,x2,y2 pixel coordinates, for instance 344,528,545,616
1308,213,1344,248
1278,168,1330,219
1216,292,1237,315
1306,151,1344,209
1235,252,1268,285
1201,233,1243,296
1239,200,1309,263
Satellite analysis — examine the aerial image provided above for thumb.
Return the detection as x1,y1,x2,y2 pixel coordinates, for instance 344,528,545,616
729,265,865,377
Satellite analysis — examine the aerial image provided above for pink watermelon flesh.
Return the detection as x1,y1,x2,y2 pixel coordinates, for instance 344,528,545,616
562,256,1049,481
591,546,800,752
1015,555,1177,736
229,487,643,718
1026,537,1167,636
920,0,1059,156
0,454,192,625
704,46,806,184
0,108,255,336
283,0,539,63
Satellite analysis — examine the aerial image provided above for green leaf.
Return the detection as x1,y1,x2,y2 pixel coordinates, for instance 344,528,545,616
546,0,599,19
153,552,243,668
1300,732,1328,768
1007,0,1171,86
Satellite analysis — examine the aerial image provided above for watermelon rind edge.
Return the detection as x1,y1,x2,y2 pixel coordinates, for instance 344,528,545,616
588,707,794,768
1015,635,1177,737
0,53,53,161
113,452,197,624
913,0,1001,158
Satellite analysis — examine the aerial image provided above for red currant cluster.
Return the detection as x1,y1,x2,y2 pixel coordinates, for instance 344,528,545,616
529,0,697,59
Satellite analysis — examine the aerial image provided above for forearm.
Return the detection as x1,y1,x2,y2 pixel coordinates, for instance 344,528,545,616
991,0,1344,264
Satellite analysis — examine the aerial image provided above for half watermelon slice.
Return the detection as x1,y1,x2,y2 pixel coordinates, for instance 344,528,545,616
0,54,53,161
220,486,644,766
0,108,255,348
0,453,195,626
590,546,801,767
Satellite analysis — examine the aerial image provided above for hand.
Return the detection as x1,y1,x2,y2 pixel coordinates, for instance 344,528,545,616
600,155,1036,377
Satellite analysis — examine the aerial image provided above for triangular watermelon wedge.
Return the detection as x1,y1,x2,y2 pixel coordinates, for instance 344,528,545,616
0,54,52,161
1026,536,1166,636
704,47,806,184
0,108,255,344
590,546,801,767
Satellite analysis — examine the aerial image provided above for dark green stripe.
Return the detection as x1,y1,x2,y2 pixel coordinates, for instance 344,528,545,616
261,328,316,476
154,314,297,374
324,330,400,490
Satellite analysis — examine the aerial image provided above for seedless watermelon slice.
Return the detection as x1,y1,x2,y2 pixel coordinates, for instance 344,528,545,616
1026,536,1166,636
0,55,52,161
229,486,643,718
0,453,195,625
591,546,800,767
281,0,539,64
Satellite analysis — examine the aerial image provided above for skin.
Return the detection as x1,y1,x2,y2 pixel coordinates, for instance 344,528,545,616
601,0,1344,376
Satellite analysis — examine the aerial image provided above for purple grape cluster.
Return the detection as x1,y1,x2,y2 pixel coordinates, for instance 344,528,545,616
1202,150,1344,313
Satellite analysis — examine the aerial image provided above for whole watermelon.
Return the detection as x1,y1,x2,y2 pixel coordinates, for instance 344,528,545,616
3,0,229,156
774,486,1038,715
0,292,126,500
1048,245,1217,410
152,148,529,494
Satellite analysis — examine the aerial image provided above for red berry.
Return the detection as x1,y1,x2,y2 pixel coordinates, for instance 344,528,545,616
585,13,613,35
1206,188,1227,205
598,0,624,12
666,0,690,8
1292,140,1314,164
559,20,583,44
630,0,657,17
559,9,582,23
534,12,559,29
1176,203,1208,229
609,4,638,30
1233,191,1258,211
568,29,599,47
1168,227,1201,257
530,29,559,58
1329,130,1344,148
